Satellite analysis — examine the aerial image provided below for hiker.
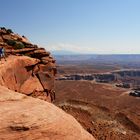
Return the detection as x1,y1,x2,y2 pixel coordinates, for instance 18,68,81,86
0,47,6,61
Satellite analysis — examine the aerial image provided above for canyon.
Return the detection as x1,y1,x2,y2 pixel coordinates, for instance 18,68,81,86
57,69,140,88
1,27,140,140
0,28,95,140
54,54,140,140
55,79,140,140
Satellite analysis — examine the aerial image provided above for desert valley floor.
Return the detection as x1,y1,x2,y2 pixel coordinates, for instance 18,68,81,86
55,80,140,140
54,55,140,140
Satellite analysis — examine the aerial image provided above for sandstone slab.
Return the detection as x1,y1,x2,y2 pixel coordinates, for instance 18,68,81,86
0,86,95,140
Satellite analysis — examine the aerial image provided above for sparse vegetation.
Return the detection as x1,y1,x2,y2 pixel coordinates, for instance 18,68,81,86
7,29,13,34
24,53,32,57
6,40,16,46
0,27,13,34
14,42,25,49
6,40,25,49
0,27,6,30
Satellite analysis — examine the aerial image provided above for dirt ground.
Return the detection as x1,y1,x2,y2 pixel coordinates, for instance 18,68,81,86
54,80,140,140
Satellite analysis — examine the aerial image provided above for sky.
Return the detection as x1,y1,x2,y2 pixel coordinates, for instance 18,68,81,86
0,0,140,54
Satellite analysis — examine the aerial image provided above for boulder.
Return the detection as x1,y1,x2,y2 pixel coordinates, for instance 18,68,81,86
20,76,44,95
0,55,55,102
0,86,95,140
2,34,13,40
29,48,50,58
41,56,56,64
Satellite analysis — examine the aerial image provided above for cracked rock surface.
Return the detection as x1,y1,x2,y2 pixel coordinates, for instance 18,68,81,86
0,86,95,140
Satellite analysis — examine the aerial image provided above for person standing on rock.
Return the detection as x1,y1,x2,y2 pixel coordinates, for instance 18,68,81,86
0,47,6,61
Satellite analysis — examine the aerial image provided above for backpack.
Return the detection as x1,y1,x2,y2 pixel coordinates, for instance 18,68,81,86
0,48,2,54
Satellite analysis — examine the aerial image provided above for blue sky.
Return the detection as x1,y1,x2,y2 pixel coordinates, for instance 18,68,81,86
0,0,140,54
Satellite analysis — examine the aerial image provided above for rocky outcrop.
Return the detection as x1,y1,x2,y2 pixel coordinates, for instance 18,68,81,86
129,90,140,97
57,73,115,83
0,55,55,102
0,85,94,140
94,73,116,83
113,70,140,77
0,27,56,102
0,28,95,139
57,74,94,81
57,70,140,88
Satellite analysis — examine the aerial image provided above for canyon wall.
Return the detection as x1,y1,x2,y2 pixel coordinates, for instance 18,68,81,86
57,70,140,88
0,27,56,102
0,27,95,139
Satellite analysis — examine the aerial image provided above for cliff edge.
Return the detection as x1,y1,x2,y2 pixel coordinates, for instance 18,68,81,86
0,27,56,102
0,85,94,140
0,27,95,139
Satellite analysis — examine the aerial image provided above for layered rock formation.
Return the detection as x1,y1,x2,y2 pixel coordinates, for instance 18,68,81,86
0,27,95,139
0,27,56,102
57,74,94,81
57,73,116,83
0,85,94,140
57,70,140,88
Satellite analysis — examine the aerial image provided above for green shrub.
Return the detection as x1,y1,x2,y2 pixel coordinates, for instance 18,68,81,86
14,42,25,49
24,53,31,57
0,27,6,30
7,40,25,49
6,40,16,46
7,29,13,34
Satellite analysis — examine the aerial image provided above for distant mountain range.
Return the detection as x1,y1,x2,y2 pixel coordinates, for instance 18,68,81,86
51,50,78,55
54,54,140,62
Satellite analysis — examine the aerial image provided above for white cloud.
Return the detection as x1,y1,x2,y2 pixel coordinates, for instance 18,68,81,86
42,40,140,54
45,43,95,54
